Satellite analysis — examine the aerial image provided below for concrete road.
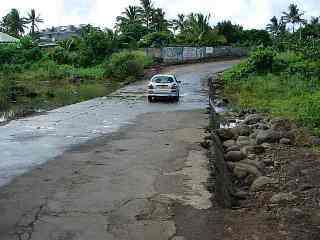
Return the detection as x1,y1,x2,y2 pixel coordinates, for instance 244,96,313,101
0,60,239,240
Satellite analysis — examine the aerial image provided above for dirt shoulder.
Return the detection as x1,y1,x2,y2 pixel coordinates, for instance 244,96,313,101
0,109,216,240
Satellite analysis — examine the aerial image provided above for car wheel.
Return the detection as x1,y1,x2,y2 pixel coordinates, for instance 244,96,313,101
148,96,153,102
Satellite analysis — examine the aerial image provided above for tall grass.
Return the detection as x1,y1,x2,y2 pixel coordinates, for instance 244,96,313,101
223,49,320,135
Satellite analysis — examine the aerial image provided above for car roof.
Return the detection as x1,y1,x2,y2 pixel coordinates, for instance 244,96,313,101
151,74,175,79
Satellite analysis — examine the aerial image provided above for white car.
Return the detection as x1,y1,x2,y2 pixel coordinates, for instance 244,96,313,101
147,74,181,102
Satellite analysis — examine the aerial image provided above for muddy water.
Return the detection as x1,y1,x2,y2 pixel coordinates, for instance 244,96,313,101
0,60,239,186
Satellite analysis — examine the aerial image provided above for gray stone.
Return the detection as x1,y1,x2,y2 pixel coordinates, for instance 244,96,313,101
238,125,252,136
233,167,248,178
233,162,262,178
252,123,269,130
240,159,265,171
223,140,236,149
252,145,266,154
270,192,297,203
243,114,263,125
227,145,241,152
250,176,277,192
280,138,291,145
263,157,274,166
237,136,251,147
270,117,292,132
256,130,281,144
225,151,246,162
215,128,235,141
311,136,320,145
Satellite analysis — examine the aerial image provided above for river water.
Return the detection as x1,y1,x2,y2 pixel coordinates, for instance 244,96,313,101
0,61,239,187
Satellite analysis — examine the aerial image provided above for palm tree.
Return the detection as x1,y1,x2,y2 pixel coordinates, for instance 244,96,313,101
26,9,43,36
186,13,211,41
140,0,153,31
266,16,286,37
310,17,319,25
1,9,27,37
172,14,186,34
281,3,305,33
151,8,169,32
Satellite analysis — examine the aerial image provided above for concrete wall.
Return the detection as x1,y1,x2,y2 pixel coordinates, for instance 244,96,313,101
145,46,247,63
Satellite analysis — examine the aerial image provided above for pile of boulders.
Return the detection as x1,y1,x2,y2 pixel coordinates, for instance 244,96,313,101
214,112,297,195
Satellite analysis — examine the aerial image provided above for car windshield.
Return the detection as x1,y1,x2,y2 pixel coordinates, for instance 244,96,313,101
152,76,174,83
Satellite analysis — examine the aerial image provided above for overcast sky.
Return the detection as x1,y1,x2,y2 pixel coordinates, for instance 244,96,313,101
1,0,319,30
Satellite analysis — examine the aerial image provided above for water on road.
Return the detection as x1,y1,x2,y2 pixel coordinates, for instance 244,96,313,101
0,61,239,186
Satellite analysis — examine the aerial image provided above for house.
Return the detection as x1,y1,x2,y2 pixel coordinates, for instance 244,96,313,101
38,25,85,46
0,32,19,44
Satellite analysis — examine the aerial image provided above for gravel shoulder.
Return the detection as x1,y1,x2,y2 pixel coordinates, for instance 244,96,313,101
0,109,213,240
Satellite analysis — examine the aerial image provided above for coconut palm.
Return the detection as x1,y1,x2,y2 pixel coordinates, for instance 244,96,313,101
172,14,186,34
281,3,305,33
310,17,319,25
186,13,211,40
1,9,27,37
151,8,169,32
26,9,44,36
266,16,286,37
140,0,153,31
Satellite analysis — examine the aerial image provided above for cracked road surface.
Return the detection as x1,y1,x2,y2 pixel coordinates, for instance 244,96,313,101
0,61,239,239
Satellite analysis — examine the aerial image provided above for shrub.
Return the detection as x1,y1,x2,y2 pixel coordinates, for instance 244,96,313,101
105,50,153,81
138,32,172,48
248,47,276,73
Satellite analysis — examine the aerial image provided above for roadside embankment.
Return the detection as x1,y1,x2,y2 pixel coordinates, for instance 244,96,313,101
205,75,320,239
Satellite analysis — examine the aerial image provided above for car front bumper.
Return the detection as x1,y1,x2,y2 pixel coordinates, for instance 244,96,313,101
147,90,179,97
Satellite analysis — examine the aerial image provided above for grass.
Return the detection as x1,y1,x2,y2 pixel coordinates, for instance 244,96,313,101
223,50,320,136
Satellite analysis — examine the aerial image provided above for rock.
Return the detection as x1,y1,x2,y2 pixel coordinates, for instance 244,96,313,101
251,123,269,130
250,176,277,192
227,145,241,152
233,162,262,178
225,151,246,162
311,210,320,225
261,143,272,149
215,128,235,141
243,114,263,125
299,184,314,191
283,208,306,224
242,145,265,155
279,138,291,145
237,136,251,147
249,132,258,140
263,157,274,166
200,140,211,149
234,167,248,178
270,117,292,132
252,145,266,154
270,193,297,203
238,125,252,136
247,154,257,160
281,130,296,142
240,159,265,171
256,130,281,144
223,140,236,149
310,136,320,145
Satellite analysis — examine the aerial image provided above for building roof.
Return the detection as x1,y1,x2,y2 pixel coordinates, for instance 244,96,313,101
0,32,19,43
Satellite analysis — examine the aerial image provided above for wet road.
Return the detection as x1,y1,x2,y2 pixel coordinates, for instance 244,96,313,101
0,60,239,187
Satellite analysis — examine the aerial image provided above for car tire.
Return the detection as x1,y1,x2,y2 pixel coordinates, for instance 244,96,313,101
148,96,153,102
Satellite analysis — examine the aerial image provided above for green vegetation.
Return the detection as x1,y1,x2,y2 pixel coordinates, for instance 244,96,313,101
223,4,320,135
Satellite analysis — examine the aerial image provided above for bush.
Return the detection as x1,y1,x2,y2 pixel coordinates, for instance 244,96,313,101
105,50,153,81
138,32,172,48
248,47,276,73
